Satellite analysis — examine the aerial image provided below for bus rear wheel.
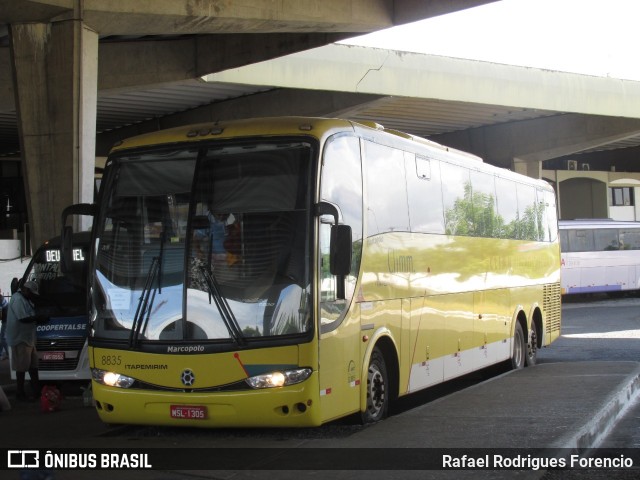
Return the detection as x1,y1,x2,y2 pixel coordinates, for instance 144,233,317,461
361,347,389,424
526,321,538,367
511,322,526,370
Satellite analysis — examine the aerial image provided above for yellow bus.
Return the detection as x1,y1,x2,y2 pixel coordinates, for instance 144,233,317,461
62,117,561,427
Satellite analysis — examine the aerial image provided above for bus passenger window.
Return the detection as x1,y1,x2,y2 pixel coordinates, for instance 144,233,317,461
516,184,539,241
595,229,620,251
495,177,519,239
568,230,594,252
441,162,471,236
541,190,558,242
469,170,498,238
620,228,640,250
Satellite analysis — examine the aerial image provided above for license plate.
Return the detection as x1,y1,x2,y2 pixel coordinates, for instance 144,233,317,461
170,405,208,420
42,351,65,361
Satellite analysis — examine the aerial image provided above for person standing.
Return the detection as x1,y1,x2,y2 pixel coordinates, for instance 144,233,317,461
0,290,8,360
5,281,42,401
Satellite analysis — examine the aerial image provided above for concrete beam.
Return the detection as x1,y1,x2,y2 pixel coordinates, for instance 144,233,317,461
81,0,393,35
3,32,355,107
1,0,498,107
0,49,12,111
392,0,499,24
0,0,72,23
207,44,640,120
2,0,496,34
96,88,383,155
98,33,354,91
431,114,640,169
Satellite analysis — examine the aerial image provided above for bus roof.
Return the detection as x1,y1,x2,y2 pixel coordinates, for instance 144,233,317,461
108,116,552,191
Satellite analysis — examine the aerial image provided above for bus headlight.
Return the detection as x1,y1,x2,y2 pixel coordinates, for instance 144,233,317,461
92,368,135,388
245,368,312,389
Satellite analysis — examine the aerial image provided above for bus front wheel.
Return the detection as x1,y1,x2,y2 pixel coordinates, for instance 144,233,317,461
511,322,526,370
361,347,389,424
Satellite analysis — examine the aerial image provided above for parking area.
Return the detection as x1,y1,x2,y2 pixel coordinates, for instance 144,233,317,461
2,357,640,479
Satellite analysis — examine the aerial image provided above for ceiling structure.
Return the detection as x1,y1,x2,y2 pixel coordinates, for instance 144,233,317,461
96,43,640,174
92,80,561,150
3,43,640,166
2,0,639,172
0,0,500,156
3,0,514,247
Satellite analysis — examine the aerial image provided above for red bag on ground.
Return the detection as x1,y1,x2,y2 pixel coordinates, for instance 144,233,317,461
40,385,63,413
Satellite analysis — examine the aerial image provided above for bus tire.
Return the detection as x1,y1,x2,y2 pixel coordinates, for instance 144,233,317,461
361,346,389,424
511,322,526,370
526,321,538,367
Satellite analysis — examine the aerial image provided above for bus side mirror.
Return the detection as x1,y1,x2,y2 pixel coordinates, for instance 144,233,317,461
330,224,352,276
61,225,74,274
315,202,352,300
330,224,352,300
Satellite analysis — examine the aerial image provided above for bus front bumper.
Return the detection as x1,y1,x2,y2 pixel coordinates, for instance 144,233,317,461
92,372,322,428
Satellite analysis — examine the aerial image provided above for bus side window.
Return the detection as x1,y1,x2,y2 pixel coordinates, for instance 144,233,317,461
620,228,640,250
469,170,498,238
595,229,620,251
363,141,409,235
319,135,363,332
516,183,539,241
560,230,569,251
495,177,519,239
569,229,594,252
543,190,559,242
441,162,472,236
407,154,445,234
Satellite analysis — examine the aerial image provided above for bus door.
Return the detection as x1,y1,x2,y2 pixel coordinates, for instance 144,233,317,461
317,135,363,422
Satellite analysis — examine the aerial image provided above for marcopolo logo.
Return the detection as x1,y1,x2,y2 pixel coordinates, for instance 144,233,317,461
167,345,205,354
8,450,40,468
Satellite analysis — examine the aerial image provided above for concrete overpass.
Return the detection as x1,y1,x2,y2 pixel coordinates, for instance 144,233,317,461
1,0,497,248
91,43,640,180
201,43,640,177
3,0,640,247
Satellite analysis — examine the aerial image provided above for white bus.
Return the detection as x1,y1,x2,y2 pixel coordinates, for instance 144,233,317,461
560,219,640,295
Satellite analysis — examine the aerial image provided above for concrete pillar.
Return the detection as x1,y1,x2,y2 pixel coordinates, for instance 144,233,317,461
513,159,542,180
9,19,97,248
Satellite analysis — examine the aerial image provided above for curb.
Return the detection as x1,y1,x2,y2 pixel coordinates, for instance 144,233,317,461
551,362,640,451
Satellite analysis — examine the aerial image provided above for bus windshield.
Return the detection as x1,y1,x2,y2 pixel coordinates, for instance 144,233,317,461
26,238,88,316
92,141,313,345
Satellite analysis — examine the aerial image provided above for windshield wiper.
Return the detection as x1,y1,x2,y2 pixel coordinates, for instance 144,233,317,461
199,266,246,345
129,256,160,346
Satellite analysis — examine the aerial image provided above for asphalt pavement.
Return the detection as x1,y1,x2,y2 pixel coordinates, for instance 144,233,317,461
2,354,640,480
